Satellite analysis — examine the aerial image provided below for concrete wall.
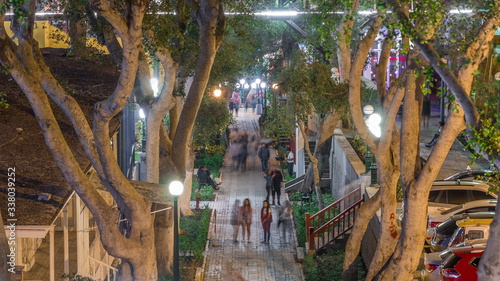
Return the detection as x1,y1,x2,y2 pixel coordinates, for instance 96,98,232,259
330,128,369,200
329,128,378,266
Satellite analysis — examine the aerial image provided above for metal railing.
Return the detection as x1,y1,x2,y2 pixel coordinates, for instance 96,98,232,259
305,188,364,252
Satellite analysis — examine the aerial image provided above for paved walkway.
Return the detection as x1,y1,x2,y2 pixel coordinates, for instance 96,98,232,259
201,111,305,281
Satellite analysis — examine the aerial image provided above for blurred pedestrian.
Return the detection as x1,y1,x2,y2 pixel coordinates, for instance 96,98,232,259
258,143,270,172
422,95,431,129
260,200,273,244
278,200,293,244
271,169,283,206
285,146,294,177
264,169,272,202
229,141,241,170
239,136,248,172
230,199,242,243
240,198,253,243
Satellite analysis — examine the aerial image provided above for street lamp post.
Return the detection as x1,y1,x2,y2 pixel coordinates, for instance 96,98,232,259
169,181,184,281
363,105,381,185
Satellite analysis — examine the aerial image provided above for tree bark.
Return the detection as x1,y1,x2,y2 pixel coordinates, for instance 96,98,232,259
298,119,324,209
172,0,225,175
343,190,381,280
299,112,339,196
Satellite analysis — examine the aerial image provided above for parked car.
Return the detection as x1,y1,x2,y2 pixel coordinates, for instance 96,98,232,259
444,169,498,181
398,180,496,227
420,239,487,281
430,213,493,253
439,245,486,281
427,180,496,214
425,200,496,243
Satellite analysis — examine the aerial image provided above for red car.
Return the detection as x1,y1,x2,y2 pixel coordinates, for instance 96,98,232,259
439,245,485,280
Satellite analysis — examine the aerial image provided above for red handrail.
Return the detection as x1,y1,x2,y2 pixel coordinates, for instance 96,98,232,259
306,188,364,252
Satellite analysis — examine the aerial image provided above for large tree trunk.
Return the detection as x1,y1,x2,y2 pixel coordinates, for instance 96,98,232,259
364,165,399,281
172,0,225,174
379,113,466,280
154,204,175,275
180,150,196,216
0,0,160,279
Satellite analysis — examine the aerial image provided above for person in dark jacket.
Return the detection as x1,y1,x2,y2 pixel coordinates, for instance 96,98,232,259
271,169,283,206
257,143,270,172
197,166,220,190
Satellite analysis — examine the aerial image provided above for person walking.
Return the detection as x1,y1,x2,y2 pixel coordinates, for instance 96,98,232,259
258,143,270,172
264,169,272,202
260,200,273,244
278,200,293,244
230,199,243,243
271,169,283,206
285,146,294,177
422,95,431,129
239,135,248,172
240,198,253,243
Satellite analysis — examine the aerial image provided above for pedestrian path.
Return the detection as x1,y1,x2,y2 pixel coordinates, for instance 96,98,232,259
202,111,305,281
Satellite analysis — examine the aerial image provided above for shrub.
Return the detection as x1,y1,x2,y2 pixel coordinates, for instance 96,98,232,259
159,207,212,281
194,144,226,177
290,192,335,247
190,182,216,201
303,251,367,281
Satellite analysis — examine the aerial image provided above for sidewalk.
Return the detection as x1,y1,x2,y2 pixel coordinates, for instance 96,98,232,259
201,111,305,281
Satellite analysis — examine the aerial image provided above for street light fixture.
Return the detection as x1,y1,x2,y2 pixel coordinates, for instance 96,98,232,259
169,181,184,281
214,89,222,97
363,105,381,185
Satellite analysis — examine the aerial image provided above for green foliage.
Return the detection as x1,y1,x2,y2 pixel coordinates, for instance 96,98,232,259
475,172,500,194
190,182,215,201
465,79,500,164
290,192,335,247
159,207,212,281
0,92,9,109
465,118,500,164
194,144,226,178
179,207,211,263
349,135,367,162
194,95,234,148
303,251,367,281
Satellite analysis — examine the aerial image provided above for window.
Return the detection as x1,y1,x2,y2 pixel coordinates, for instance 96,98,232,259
467,230,484,240
446,190,468,204
463,207,491,214
471,191,496,201
470,257,481,268
429,191,440,202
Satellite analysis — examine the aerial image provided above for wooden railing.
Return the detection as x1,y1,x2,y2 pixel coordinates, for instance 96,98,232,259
305,188,364,253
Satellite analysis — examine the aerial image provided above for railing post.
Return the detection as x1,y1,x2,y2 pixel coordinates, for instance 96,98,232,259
309,227,315,252
305,213,311,242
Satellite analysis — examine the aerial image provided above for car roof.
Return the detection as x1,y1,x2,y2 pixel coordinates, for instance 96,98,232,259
450,245,487,254
431,180,491,190
456,217,494,227
444,170,499,181
450,212,496,221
